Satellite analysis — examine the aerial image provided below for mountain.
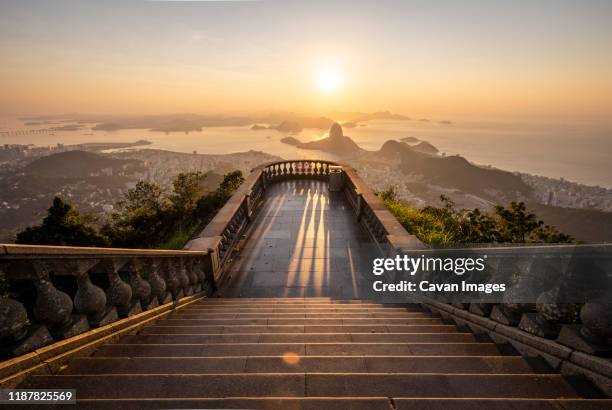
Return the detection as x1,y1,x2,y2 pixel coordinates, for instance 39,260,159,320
23,151,142,178
281,122,362,155
526,202,612,243
411,141,439,155
378,140,531,200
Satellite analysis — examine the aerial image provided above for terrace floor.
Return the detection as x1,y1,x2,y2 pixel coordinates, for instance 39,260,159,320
219,180,379,298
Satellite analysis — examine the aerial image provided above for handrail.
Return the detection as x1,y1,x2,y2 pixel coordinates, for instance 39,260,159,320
395,241,612,357
1,244,208,257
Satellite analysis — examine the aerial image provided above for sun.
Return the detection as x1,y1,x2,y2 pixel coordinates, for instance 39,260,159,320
316,66,344,93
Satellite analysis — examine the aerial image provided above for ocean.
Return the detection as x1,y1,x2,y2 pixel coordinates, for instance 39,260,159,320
1,117,611,188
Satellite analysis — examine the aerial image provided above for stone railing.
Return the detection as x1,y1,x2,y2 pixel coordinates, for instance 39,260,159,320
0,245,212,358
262,160,337,181
394,244,612,357
341,167,422,252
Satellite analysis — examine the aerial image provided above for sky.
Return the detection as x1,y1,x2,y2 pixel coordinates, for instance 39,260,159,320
1,0,612,121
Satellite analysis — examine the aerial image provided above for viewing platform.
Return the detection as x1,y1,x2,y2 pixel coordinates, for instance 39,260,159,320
0,160,610,408
220,179,378,298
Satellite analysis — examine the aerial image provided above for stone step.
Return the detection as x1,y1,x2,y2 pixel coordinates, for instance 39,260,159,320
27,374,579,399
92,343,501,357
63,356,535,375
182,307,422,313
156,317,444,326
189,304,416,310
121,332,477,344
211,298,338,301
63,398,612,410
193,301,412,306
194,300,347,303
171,312,430,319
140,324,463,334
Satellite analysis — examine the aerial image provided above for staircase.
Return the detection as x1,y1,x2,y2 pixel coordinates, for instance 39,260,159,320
27,297,609,409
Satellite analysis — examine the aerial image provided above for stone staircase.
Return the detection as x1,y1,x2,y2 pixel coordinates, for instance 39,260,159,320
27,297,610,409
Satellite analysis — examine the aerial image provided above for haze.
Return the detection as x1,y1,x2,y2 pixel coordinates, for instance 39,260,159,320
1,0,612,122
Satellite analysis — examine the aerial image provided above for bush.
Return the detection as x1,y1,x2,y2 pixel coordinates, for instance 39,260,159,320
17,170,246,250
15,197,109,247
380,187,574,245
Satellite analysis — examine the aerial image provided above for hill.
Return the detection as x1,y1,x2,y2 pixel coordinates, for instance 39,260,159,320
527,202,612,243
23,151,142,178
281,122,362,155
378,140,531,201
411,141,439,155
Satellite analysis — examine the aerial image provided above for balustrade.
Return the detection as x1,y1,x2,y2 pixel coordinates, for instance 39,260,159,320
398,245,612,357
0,245,211,358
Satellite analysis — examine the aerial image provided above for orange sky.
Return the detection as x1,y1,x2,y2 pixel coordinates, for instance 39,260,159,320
1,1,611,122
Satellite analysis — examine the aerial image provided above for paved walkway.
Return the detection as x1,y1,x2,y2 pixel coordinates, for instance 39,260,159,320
220,180,379,298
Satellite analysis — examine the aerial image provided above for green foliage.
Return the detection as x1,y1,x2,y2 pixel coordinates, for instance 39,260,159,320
16,170,245,250
169,172,208,219
218,170,245,197
157,224,200,250
15,197,110,246
380,187,574,245
104,170,243,248
196,170,245,216
102,181,166,247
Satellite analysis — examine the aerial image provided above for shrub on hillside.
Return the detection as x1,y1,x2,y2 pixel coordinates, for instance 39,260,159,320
15,197,110,247
16,170,245,249
380,187,574,244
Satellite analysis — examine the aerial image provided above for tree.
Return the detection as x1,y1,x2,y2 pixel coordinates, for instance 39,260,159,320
169,172,207,219
102,181,167,248
217,170,245,199
16,197,109,247
196,170,244,216
16,170,246,250
118,181,163,213
494,202,542,243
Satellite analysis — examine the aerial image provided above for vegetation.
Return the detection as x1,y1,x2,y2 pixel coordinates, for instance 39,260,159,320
15,170,245,249
380,187,574,245
15,197,109,247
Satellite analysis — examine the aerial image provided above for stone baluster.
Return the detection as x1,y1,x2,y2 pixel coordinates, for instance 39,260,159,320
177,258,193,296
468,254,509,317
146,258,170,306
165,259,184,299
556,248,612,355
490,255,550,326
71,260,109,327
518,256,578,338
125,260,151,315
0,296,53,356
555,300,612,356
103,259,132,318
31,261,90,339
189,258,206,293
183,258,201,295
519,286,579,339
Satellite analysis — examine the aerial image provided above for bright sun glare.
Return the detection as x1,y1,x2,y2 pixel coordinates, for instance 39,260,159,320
316,67,344,93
